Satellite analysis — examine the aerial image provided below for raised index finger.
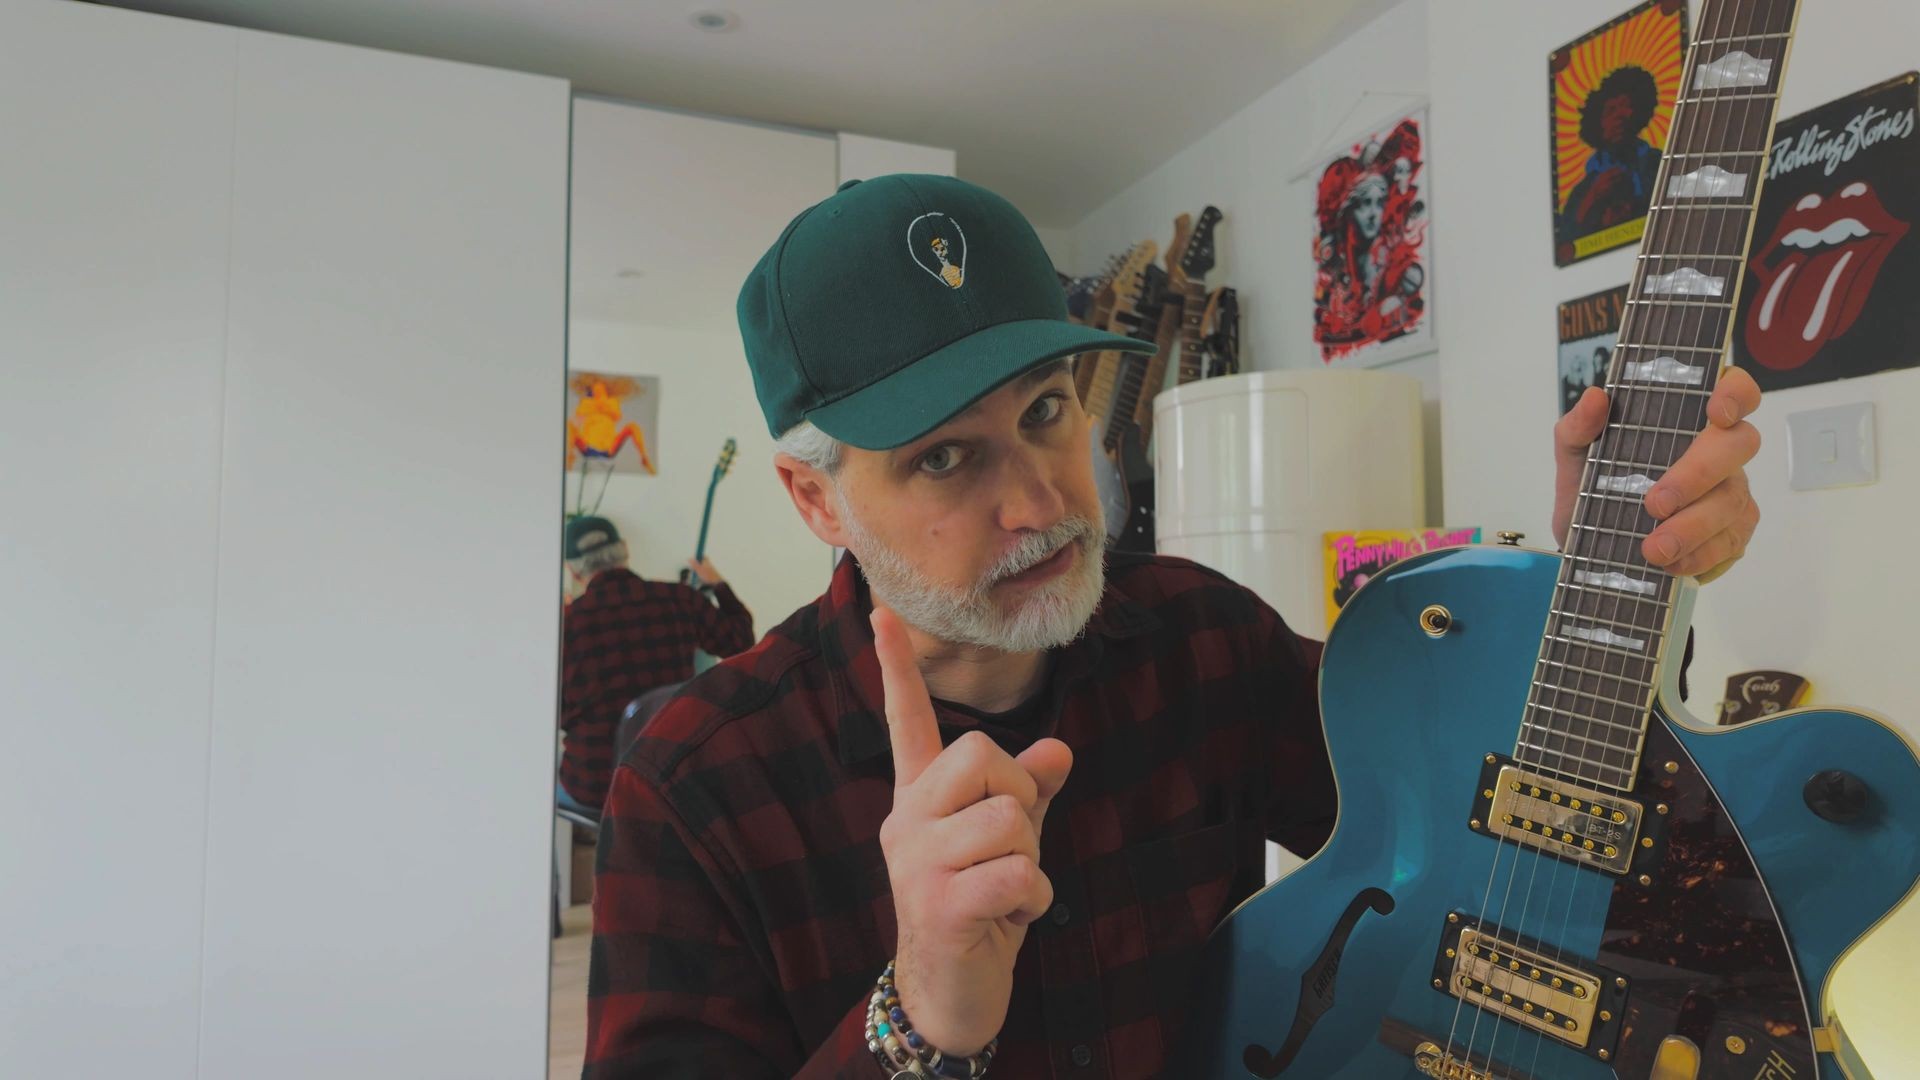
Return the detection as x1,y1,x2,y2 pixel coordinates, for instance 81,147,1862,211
871,605,942,788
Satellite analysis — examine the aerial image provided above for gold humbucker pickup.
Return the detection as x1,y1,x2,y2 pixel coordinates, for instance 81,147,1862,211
1468,758,1650,875
1429,913,1629,1062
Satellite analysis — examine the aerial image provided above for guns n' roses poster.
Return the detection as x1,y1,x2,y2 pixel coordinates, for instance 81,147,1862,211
1550,0,1688,266
1312,109,1433,367
1558,285,1629,416
1733,73,1920,391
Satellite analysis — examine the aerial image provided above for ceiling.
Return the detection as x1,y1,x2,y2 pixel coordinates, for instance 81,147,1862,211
92,0,1399,227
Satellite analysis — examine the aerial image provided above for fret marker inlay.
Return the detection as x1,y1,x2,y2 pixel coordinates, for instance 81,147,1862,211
1567,625,1647,652
1644,267,1727,297
1596,472,1656,496
1668,164,1749,199
1623,355,1707,385
1694,50,1774,90
1575,570,1659,597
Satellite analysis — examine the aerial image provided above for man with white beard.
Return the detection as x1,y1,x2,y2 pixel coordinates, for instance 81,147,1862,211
582,175,1763,1079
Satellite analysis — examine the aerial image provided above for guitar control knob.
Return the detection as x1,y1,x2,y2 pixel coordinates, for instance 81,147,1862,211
1496,531,1524,547
1803,770,1869,824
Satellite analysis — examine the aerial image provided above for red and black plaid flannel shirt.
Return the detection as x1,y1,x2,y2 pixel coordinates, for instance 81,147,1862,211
560,568,755,809
584,551,1335,1078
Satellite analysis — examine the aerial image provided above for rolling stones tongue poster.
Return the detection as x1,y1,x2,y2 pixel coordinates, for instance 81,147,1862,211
1734,73,1920,391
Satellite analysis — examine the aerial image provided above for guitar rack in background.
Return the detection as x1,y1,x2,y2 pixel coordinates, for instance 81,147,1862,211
1064,206,1238,554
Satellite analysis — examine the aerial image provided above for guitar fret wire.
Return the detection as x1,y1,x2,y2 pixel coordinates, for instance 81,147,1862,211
1544,633,1651,663
1604,383,1713,398
1535,653,1657,684
1588,457,1672,473
1626,297,1737,309
1523,701,1646,738
1551,605,1667,639
1577,490,1649,507
1645,202,1761,214
1694,31,1792,43
1638,252,1747,262
1611,343,1726,355
1559,580,1666,609
1514,740,1635,779
1530,678,1652,716
1520,719,1644,755
1666,149,1767,160
1569,522,1652,541
1679,91,1779,104
1610,420,1704,437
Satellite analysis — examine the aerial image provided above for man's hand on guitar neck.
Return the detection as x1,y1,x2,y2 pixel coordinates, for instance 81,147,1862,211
870,605,1073,1057
1553,366,1763,584
685,557,725,587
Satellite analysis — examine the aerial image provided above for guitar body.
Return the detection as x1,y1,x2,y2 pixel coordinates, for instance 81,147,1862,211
1088,419,1154,553
1177,545,1920,1079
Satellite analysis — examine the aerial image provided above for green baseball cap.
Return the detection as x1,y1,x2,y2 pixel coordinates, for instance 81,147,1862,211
737,174,1155,450
563,515,620,560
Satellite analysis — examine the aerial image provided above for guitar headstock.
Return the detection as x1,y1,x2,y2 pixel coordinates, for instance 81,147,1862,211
714,437,738,480
1104,240,1158,310
1179,206,1224,282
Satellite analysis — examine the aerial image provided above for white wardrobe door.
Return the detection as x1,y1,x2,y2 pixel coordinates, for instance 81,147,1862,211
0,4,236,1076
195,32,568,1080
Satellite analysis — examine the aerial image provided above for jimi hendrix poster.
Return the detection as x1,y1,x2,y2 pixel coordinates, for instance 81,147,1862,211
1550,0,1688,266
1312,108,1433,367
1733,73,1920,392
1558,285,1629,416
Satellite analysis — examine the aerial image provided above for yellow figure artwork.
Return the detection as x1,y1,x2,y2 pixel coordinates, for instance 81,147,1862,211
567,376,657,475
930,236,964,289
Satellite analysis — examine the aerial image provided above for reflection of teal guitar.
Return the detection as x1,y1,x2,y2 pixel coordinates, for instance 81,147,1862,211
1179,3,1920,1076
680,437,737,589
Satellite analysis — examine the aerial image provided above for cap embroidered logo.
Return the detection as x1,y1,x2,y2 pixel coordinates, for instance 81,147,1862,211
907,212,967,289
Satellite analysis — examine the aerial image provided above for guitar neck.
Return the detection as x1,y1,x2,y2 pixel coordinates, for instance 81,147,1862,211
1523,0,1801,793
1175,280,1208,385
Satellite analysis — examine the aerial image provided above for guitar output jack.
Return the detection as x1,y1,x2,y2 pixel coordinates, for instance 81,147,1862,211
1420,605,1452,637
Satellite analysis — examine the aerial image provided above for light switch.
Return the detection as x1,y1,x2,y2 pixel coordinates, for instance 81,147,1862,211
1786,402,1876,491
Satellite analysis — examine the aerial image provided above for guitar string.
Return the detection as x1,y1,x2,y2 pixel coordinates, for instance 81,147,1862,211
1522,3,1779,1073
1457,2,1755,1072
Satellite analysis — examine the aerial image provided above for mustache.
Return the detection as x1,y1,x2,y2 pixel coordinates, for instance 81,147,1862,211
980,516,1103,588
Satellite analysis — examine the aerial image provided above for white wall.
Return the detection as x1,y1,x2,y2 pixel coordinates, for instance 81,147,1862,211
1,6,236,1072
1427,0,1920,1064
569,100,842,626
1,4,567,1077
1065,0,1444,525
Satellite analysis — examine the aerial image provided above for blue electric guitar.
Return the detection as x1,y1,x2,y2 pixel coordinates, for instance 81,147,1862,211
1178,1,1920,1077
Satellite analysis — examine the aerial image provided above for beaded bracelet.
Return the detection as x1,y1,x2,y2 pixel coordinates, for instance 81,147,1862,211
863,961,997,1079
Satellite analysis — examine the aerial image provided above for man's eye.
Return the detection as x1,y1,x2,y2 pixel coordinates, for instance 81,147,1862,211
918,445,967,476
1025,392,1066,426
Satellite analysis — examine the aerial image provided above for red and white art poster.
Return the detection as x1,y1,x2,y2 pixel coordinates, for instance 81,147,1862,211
1311,108,1434,368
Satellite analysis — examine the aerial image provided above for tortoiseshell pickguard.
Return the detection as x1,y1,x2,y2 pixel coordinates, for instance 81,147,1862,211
1599,719,1816,1079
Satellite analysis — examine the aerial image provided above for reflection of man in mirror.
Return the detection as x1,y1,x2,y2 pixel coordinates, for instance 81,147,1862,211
558,516,755,812
1560,66,1662,238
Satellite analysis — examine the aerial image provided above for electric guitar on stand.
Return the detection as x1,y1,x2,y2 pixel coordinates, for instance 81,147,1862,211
1178,2,1920,1077
1093,206,1223,553
679,437,737,589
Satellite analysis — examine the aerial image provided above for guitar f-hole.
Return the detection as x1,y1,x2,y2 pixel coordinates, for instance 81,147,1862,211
1240,887,1395,1078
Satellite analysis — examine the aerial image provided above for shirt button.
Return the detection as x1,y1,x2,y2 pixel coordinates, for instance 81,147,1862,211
1049,902,1071,926
1071,1044,1093,1067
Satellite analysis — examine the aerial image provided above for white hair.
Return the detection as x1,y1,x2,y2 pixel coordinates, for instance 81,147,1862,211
567,540,629,579
773,420,844,475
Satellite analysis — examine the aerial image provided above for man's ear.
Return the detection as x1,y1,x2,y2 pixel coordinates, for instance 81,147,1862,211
775,453,852,549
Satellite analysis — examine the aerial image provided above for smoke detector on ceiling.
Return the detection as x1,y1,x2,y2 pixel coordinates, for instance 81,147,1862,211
689,10,739,32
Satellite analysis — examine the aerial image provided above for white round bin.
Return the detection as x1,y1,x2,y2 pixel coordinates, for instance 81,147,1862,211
1152,370,1426,641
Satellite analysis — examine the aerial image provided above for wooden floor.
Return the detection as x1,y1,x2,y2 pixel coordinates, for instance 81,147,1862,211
550,903,592,1080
